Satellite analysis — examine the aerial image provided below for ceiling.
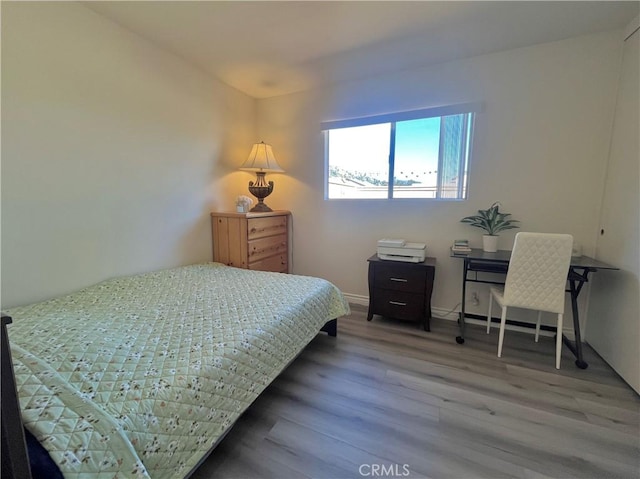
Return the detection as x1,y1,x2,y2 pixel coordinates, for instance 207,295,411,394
85,1,639,99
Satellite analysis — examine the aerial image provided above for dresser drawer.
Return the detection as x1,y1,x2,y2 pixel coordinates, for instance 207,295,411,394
371,289,425,321
249,254,288,273
374,263,427,293
248,234,287,263
247,216,287,240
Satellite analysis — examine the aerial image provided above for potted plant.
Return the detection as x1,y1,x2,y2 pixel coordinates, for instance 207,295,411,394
460,202,519,252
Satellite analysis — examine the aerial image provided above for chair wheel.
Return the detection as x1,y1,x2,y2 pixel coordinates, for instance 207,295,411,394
456,336,465,344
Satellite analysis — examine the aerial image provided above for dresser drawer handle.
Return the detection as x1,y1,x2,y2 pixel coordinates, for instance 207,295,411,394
389,301,407,306
389,278,408,282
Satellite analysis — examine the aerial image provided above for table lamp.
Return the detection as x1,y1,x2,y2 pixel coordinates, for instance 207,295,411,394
239,141,284,212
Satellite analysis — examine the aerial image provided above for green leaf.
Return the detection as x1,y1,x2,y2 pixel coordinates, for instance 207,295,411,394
460,203,519,235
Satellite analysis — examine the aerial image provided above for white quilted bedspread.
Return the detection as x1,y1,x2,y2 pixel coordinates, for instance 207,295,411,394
6,263,350,478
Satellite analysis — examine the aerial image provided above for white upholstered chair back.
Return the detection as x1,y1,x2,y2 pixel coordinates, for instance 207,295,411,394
502,233,574,314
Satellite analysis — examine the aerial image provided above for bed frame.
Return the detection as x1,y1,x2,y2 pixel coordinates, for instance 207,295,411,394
1,314,32,479
0,313,337,479
320,317,337,337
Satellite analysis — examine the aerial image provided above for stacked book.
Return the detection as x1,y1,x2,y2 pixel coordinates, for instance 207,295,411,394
451,239,472,254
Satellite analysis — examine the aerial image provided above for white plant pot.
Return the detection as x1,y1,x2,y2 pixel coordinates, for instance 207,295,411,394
483,234,499,253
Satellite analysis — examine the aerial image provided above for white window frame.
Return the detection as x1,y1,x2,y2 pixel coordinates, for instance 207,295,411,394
322,101,482,201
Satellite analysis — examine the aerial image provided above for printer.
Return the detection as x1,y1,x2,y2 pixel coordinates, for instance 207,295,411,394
377,238,426,263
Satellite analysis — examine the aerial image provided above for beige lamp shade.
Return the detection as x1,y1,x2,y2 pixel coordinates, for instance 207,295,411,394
239,141,284,172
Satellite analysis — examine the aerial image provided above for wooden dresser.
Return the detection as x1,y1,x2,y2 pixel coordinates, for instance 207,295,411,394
211,210,290,273
367,254,436,331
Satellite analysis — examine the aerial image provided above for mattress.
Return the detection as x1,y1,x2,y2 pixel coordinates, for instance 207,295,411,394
6,263,350,478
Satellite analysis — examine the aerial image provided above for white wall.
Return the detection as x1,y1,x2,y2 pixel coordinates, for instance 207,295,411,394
256,31,623,333
586,21,639,393
1,2,255,307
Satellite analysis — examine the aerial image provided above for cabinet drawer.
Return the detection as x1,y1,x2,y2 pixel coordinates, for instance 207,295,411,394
248,234,287,263
371,289,425,321
249,254,288,273
374,264,427,293
247,216,287,240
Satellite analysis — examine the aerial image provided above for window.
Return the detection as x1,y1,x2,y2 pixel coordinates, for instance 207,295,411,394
323,103,479,200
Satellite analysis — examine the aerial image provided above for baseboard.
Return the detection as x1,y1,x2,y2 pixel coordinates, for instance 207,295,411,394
344,295,576,341
342,293,369,306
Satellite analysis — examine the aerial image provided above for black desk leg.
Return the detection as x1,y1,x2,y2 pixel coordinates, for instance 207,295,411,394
456,259,468,344
562,280,588,369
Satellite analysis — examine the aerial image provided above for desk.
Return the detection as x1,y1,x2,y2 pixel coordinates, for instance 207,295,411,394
451,248,618,369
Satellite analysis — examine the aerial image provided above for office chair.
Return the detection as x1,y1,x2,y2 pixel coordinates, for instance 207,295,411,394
487,232,573,369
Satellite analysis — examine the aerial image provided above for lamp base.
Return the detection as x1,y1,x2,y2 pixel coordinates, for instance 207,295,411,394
247,171,276,213
249,202,273,213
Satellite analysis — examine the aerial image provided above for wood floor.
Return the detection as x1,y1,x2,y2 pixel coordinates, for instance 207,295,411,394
192,304,640,479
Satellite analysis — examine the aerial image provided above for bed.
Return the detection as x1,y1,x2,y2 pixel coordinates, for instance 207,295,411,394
2,262,350,478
